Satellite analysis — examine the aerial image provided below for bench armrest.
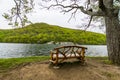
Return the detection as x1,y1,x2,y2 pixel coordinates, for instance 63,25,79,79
50,50,58,60
50,50,57,54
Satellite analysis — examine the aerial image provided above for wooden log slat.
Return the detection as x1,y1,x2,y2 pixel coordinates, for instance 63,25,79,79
64,47,71,54
69,47,73,57
72,47,77,57
76,48,81,57
54,46,87,50
58,50,67,58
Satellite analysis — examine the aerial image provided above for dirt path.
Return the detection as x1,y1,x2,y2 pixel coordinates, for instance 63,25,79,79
0,58,120,80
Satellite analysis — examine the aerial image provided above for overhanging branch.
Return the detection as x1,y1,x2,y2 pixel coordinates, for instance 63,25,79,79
42,3,105,16
79,6,105,16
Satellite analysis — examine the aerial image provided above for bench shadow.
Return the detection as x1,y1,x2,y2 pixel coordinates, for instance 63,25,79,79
49,60,87,69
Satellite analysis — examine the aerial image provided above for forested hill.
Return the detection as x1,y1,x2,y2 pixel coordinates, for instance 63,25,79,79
0,23,106,45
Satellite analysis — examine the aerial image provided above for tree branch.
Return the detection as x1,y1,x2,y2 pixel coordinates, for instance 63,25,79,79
84,15,93,30
45,3,105,16
79,6,105,16
3,0,34,27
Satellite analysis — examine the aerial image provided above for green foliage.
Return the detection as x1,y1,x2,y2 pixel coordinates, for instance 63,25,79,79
87,56,108,60
2,0,34,27
103,60,113,65
0,23,106,44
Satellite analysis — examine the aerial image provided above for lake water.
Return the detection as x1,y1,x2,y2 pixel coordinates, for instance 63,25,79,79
0,43,108,58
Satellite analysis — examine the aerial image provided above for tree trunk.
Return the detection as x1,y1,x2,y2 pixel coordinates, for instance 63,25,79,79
105,15,120,64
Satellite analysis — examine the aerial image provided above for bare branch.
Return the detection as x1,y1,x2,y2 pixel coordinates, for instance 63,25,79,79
84,16,93,30
41,1,105,16
40,0,108,32
68,9,78,22
79,6,105,16
86,0,90,10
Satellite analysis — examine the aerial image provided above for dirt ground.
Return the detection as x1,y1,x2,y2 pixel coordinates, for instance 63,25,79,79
0,58,120,80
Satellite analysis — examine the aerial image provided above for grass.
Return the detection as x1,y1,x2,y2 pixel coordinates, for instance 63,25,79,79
0,56,49,73
0,56,111,73
102,60,113,65
101,71,113,77
86,56,108,60
86,56,114,65
0,56,114,74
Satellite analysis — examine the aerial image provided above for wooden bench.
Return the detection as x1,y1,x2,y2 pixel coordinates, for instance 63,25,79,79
50,46,87,65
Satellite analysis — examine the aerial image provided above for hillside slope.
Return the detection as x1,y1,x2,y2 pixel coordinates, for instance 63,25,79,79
0,23,106,44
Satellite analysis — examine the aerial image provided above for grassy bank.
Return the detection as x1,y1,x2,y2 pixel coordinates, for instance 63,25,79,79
0,56,49,73
0,23,106,45
1,56,120,80
87,56,112,64
0,56,110,73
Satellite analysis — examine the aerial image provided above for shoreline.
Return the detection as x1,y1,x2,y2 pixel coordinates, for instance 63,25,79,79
0,56,109,73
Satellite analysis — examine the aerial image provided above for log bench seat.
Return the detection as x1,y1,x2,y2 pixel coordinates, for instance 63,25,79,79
50,45,87,65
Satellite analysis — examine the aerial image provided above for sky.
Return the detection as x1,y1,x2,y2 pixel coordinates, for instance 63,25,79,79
0,0,105,33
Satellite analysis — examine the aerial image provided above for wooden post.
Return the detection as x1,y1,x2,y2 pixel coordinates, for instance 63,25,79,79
81,48,85,61
55,49,59,65
50,50,53,60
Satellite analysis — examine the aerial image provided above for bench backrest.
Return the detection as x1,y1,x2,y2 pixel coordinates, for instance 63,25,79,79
53,46,87,57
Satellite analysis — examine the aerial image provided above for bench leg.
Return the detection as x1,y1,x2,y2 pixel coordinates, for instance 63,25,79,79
77,57,85,63
55,53,58,65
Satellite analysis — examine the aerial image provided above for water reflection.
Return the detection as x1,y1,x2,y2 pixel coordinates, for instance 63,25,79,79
0,43,107,58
